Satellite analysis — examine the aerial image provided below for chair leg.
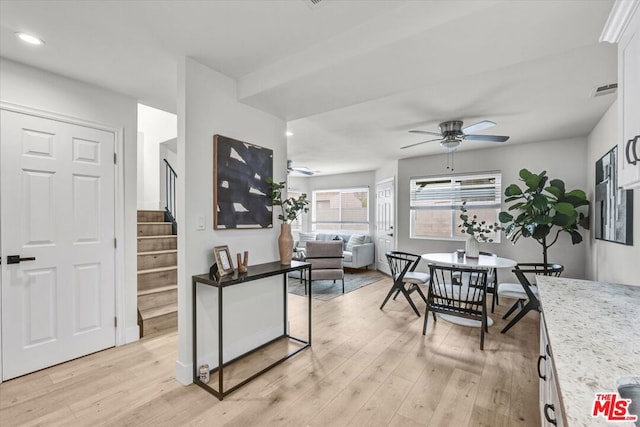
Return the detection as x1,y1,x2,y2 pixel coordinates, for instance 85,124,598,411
392,288,401,300
342,278,344,293
412,284,428,303
500,300,537,333
380,284,399,310
422,306,430,335
502,299,523,319
399,286,421,317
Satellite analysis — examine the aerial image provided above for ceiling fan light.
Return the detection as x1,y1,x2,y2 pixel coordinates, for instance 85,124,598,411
440,139,460,152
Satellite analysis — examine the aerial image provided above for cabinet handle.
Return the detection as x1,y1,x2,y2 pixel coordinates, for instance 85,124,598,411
626,136,639,166
544,403,557,426
537,355,547,380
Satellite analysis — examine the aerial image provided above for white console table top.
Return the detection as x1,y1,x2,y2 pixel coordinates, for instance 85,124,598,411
537,276,640,426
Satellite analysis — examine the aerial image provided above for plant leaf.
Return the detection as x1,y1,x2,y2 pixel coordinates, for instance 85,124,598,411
505,184,523,197
499,212,513,223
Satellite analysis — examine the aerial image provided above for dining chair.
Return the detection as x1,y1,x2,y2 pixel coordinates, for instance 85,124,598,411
380,251,429,316
304,241,345,295
423,263,489,350
479,251,500,313
498,263,564,333
452,251,499,312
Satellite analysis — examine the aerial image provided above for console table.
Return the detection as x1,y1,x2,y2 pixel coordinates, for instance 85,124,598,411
192,260,312,400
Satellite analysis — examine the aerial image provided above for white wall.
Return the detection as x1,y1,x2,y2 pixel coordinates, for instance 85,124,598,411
137,104,177,210
0,58,139,342
586,102,640,285
397,137,590,281
175,57,286,384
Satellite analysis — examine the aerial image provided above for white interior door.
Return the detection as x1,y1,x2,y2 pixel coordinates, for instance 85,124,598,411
1,110,116,380
375,178,395,275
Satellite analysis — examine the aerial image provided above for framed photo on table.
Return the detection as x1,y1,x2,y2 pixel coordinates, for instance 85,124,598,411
214,245,234,275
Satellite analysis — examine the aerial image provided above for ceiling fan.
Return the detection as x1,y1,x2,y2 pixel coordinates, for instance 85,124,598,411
402,120,509,151
287,160,315,176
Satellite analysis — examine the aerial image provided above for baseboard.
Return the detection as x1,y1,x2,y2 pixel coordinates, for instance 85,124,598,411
124,325,140,344
175,359,192,385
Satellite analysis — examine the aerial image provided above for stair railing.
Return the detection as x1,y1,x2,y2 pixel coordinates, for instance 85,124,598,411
164,158,178,234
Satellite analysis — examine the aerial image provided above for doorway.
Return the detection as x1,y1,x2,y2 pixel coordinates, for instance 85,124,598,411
374,178,395,275
0,109,117,380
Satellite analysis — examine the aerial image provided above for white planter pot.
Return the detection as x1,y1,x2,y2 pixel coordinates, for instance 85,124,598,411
465,236,480,258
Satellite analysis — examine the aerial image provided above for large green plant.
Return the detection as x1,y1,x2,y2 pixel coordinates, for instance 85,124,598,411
267,178,309,224
498,169,589,266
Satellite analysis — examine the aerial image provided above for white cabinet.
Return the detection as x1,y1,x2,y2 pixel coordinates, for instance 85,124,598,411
539,315,565,427
619,5,640,188
603,1,640,188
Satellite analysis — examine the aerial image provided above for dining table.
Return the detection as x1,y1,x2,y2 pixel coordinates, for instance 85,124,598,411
421,252,518,328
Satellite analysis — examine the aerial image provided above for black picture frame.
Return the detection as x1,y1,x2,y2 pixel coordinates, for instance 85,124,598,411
213,134,273,229
595,146,633,245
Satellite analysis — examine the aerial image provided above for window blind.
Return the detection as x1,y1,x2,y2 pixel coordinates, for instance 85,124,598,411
410,172,501,209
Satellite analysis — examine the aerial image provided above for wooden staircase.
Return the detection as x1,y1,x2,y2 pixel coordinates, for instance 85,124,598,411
137,210,177,337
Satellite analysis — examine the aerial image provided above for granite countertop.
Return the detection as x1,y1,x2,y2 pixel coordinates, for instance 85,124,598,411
537,276,640,426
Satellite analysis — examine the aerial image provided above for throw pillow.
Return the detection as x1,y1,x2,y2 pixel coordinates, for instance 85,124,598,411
346,234,367,251
297,232,316,249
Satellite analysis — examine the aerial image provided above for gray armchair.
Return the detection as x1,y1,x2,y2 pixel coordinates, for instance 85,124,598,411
305,241,345,294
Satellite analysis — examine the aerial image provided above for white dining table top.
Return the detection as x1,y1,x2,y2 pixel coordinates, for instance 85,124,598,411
422,252,517,269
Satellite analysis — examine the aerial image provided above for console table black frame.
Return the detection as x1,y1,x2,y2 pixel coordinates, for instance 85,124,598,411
192,260,312,400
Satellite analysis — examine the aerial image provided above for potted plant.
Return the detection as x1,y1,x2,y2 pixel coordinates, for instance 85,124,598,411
458,201,502,258
498,169,589,268
267,178,310,264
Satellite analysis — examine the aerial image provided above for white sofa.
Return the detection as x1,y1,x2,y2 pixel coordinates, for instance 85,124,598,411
295,232,375,269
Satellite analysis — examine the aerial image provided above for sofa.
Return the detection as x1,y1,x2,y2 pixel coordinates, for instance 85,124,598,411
295,232,375,269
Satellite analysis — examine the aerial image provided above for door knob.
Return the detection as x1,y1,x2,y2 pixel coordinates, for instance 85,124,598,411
6,255,36,264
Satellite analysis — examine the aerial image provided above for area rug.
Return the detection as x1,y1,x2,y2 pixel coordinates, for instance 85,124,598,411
288,269,386,301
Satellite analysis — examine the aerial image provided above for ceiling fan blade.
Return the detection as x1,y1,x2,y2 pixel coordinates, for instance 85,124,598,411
462,120,496,134
401,138,443,149
464,134,510,142
291,167,315,176
408,130,442,136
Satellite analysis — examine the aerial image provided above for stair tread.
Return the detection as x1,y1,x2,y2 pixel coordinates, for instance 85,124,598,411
138,284,177,297
138,222,172,225
140,303,177,320
137,235,177,240
138,265,178,275
138,249,178,256
138,209,165,212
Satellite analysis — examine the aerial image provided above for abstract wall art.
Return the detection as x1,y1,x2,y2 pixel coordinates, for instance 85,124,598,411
595,146,633,245
213,135,273,229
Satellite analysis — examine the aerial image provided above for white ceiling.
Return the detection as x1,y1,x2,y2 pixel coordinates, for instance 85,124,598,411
0,0,617,176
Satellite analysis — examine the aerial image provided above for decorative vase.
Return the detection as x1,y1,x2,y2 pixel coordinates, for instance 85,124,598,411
465,235,480,258
278,223,294,264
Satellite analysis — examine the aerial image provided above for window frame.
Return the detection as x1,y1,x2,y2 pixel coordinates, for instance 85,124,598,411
409,171,502,242
311,187,370,232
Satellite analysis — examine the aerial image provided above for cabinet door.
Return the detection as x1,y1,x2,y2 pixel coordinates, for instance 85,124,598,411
619,6,640,188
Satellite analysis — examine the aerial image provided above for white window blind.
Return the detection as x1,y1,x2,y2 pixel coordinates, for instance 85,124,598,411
410,172,502,209
409,171,502,240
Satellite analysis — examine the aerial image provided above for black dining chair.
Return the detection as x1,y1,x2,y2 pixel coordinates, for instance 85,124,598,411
380,251,429,316
498,263,564,333
423,264,489,350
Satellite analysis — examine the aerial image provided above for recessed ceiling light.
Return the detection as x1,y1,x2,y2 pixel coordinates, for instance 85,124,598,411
15,32,44,45
286,131,294,137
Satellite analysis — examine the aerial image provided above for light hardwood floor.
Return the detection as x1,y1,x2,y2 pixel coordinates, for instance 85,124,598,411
0,274,540,426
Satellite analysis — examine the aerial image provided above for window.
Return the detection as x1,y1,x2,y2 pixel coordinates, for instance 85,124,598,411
410,171,502,241
312,188,369,232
